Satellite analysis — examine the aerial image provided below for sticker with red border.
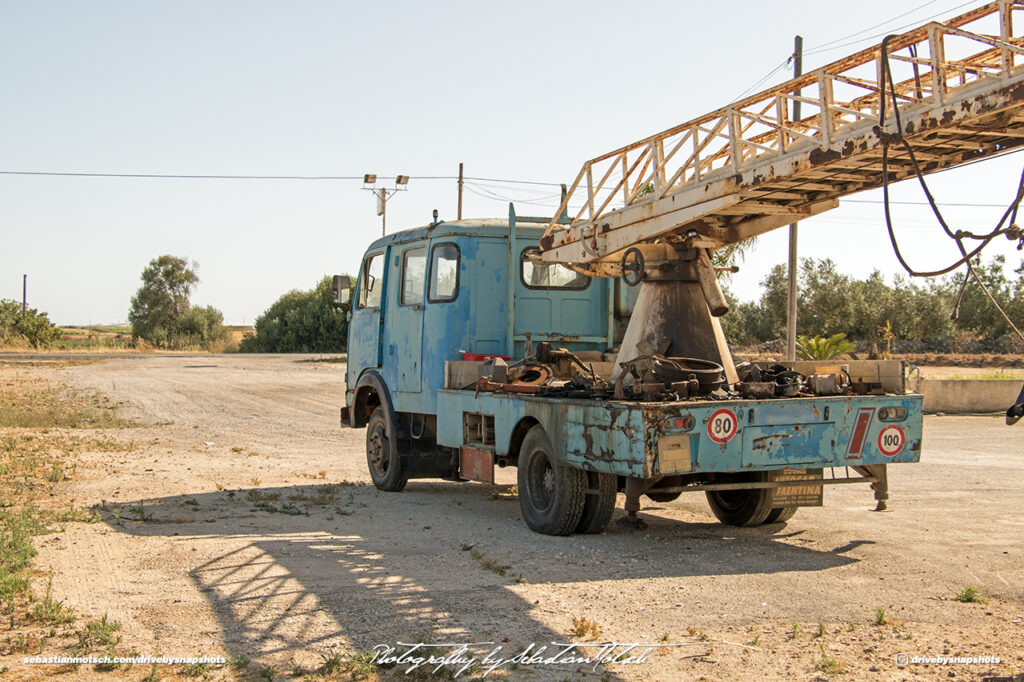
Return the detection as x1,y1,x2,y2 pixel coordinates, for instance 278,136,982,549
877,424,906,457
707,408,738,444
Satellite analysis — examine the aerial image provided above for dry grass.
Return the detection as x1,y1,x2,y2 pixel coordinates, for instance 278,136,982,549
0,372,132,428
0,366,138,675
570,615,602,640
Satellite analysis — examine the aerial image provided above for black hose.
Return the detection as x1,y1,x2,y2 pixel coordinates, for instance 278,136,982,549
876,34,1024,278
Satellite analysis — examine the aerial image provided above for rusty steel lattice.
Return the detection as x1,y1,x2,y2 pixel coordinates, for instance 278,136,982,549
541,1,1024,270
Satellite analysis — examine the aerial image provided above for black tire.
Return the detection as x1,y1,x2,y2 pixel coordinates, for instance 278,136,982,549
764,506,798,524
645,491,682,503
705,472,773,527
366,406,407,492
517,425,586,536
575,471,617,534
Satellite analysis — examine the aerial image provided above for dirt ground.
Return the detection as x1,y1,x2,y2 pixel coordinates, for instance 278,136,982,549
3,354,1023,681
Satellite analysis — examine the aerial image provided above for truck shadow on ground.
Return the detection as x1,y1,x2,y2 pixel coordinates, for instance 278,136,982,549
102,480,862,676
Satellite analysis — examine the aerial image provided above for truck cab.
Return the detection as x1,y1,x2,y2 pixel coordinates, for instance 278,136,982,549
343,208,630,428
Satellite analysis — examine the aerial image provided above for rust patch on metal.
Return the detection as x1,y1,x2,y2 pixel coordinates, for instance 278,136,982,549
751,433,791,451
460,446,494,483
809,148,842,166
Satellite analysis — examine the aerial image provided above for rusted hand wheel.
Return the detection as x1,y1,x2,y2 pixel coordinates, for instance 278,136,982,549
621,247,644,287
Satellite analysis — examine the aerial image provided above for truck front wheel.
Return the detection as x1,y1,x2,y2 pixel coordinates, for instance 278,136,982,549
366,406,407,492
705,472,773,527
517,426,585,536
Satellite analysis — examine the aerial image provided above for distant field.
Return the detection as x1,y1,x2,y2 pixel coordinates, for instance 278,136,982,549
55,326,134,351
0,325,255,353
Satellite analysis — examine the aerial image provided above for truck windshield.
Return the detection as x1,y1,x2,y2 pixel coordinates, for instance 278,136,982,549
521,248,589,290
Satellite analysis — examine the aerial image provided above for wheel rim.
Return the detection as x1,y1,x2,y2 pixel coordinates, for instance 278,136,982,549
526,448,555,515
368,423,389,478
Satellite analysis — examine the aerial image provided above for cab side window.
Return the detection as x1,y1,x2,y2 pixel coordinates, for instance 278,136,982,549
428,243,460,303
358,253,384,309
401,247,427,306
520,247,590,289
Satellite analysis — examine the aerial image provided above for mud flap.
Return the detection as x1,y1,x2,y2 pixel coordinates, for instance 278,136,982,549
769,468,823,507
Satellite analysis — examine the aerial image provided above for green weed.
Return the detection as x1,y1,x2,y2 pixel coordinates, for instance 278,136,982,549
954,586,986,603
78,614,122,651
31,578,75,625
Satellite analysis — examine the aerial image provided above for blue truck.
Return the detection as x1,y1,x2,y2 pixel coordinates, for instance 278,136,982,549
337,206,923,536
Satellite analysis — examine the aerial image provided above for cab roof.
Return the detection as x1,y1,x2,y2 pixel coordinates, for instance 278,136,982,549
365,217,552,251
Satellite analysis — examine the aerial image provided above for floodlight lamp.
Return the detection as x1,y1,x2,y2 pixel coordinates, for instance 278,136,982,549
363,173,377,184
396,175,409,186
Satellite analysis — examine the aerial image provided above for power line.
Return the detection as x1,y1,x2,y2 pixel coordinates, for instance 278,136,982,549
732,57,793,102
0,169,565,187
803,0,978,57
802,0,941,53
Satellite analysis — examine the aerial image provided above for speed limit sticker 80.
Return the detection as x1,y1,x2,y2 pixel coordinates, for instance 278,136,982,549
877,424,906,457
707,408,738,444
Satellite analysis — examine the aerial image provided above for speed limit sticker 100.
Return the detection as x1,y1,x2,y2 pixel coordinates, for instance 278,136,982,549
707,408,738,444
877,424,906,457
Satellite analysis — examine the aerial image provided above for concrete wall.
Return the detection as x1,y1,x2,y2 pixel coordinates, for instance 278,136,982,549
919,378,1024,414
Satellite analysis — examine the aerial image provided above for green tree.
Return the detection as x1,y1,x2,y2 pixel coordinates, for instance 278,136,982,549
128,255,226,349
242,276,349,353
0,299,62,348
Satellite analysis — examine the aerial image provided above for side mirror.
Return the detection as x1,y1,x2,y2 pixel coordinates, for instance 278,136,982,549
332,275,352,306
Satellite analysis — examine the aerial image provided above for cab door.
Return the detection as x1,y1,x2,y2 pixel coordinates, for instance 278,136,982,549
348,250,387,384
386,244,427,394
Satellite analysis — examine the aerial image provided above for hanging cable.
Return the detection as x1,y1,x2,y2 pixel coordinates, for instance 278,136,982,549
875,34,1024,339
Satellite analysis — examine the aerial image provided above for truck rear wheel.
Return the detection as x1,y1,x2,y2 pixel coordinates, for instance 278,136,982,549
575,471,617,534
764,506,797,524
366,406,407,492
705,472,773,527
517,425,585,536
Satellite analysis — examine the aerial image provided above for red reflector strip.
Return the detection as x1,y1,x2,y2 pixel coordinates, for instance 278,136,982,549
847,408,875,457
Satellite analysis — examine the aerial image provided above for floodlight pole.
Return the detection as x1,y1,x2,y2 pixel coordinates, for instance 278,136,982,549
22,274,27,319
786,35,803,362
363,175,408,237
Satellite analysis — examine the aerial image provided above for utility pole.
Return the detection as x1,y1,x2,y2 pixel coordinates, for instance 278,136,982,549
22,274,27,319
786,35,803,362
457,162,464,220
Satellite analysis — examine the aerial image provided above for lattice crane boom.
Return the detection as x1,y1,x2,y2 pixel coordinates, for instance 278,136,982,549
540,1,1024,273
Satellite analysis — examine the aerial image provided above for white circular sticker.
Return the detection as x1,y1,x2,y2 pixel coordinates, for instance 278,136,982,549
877,425,906,457
707,408,738,444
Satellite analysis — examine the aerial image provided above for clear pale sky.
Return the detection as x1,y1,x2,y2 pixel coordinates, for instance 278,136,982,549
2,0,1022,326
